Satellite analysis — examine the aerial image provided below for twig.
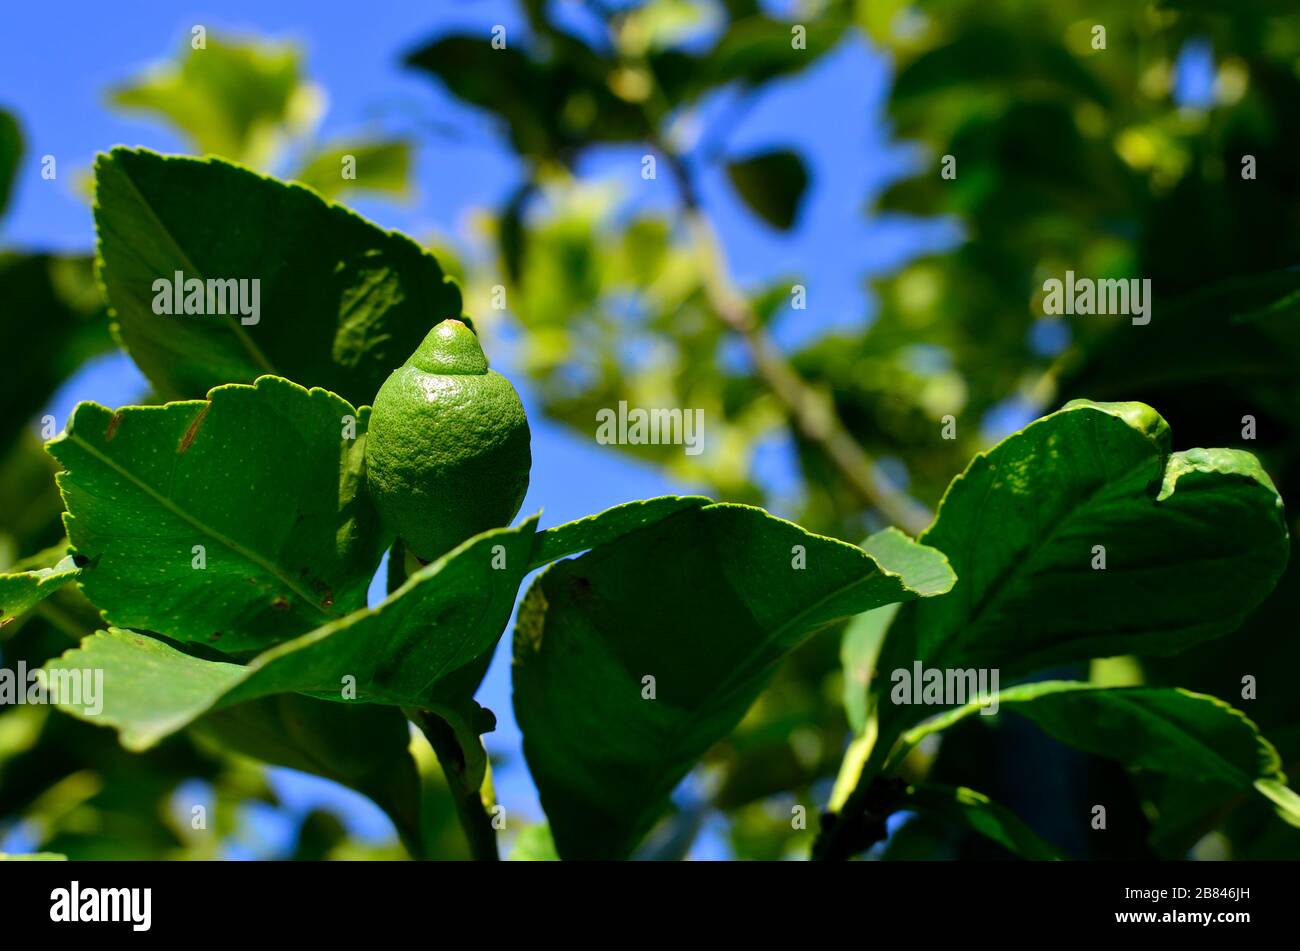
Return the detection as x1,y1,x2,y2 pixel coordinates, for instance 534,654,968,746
662,150,933,535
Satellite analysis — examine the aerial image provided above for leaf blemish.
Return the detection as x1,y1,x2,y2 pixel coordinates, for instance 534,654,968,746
178,403,211,454
105,412,123,441
271,596,291,612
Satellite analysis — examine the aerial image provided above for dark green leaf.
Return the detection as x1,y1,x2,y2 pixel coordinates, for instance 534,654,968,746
891,26,1110,110
708,16,847,88
0,108,21,223
192,694,421,850
900,681,1300,825
904,783,1068,860
0,253,114,454
93,147,462,406
872,400,1289,739
725,149,809,230
0,546,81,625
513,503,953,859
1060,269,1300,422
403,36,650,162
0,433,73,561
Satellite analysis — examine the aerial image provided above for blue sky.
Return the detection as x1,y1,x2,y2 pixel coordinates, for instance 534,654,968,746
1,0,963,858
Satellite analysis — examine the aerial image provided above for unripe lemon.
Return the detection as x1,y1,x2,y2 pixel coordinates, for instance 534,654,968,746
364,318,531,562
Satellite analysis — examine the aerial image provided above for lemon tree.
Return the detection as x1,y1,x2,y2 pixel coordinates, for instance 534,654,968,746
12,149,1293,862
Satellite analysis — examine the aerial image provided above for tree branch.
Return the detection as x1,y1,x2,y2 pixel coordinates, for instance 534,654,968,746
663,149,933,535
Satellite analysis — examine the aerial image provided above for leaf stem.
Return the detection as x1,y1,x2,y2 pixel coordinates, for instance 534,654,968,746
387,542,500,861
813,775,908,861
412,709,501,862
814,718,907,860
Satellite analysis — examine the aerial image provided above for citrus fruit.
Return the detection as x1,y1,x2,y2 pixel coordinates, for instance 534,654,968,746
364,318,531,562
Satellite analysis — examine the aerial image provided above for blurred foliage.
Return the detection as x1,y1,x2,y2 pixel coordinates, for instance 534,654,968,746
110,33,414,200
724,148,809,229
0,109,20,224
4,0,1300,859
109,35,317,167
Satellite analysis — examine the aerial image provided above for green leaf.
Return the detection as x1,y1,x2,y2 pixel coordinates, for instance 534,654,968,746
1144,724,1300,857
840,604,898,735
93,147,463,407
725,149,809,230
38,495,721,753
107,35,314,167
47,376,386,653
872,400,1289,739
0,547,82,626
513,503,954,859
708,16,847,88
293,139,413,200
840,526,959,733
903,783,1068,860
44,517,539,750
1061,270,1300,416
403,35,650,162
0,108,21,223
891,26,1109,110
529,495,711,569
191,694,421,851
900,681,1300,825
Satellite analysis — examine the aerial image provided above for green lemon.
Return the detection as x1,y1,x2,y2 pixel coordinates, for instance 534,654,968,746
364,318,531,562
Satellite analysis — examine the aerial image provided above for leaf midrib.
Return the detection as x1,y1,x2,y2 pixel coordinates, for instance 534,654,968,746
600,535,904,855
112,158,277,375
931,413,1157,668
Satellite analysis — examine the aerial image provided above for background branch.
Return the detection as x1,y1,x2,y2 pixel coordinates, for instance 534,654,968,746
663,149,933,535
